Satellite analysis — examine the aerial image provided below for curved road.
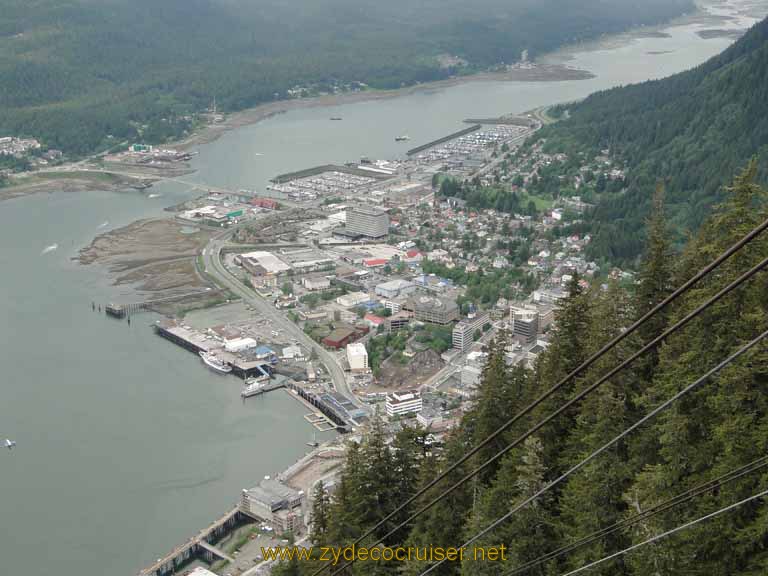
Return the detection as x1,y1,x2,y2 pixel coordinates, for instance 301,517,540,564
201,226,365,410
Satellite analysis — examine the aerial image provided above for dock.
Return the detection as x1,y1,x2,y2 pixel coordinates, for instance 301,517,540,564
103,289,216,319
153,320,273,379
241,379,285,398
463,116,537,127
406,124,481,156
270,163,393,184
137,506,251,576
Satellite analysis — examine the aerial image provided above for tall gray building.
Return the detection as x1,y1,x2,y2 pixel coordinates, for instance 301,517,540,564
346,205,390,238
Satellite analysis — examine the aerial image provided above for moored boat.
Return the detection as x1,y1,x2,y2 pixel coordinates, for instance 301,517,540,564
199,351,232,374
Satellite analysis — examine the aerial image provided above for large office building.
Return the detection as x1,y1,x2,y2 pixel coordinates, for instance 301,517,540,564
346,342,369,372
346,205,390,238
510,306,539,343
385,390,423,417
452,312,490,352
405,295,459,325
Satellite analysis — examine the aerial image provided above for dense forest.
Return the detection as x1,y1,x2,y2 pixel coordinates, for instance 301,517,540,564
536,14,768,264
0,0,692,155
278,162,768,575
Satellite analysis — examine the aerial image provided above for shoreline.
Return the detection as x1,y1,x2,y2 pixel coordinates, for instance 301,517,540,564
171,64,593,151
0,0,748,205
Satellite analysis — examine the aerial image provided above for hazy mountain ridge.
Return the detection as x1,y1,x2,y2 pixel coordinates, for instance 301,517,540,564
0,0,692,155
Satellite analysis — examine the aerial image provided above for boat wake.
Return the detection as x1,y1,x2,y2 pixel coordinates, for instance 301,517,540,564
40,243,58,255
147,193,161,199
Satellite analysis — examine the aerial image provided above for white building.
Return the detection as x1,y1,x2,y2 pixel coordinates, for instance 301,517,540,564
224,337,258,353
302,277,331,291
375,279,417,299
336,291,371,308
346,342,369,372
385,390,423,417
452,312,489,352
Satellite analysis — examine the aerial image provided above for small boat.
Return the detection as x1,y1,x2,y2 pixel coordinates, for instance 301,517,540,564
306,432,319,448
395,135,410,142
330,117,343,121
241,377,268,398
199,351,232,374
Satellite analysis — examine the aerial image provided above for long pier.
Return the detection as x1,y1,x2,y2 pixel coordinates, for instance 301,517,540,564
406,124,481,156
103,289,216,319
463,116,537,127
137,506,250,576
270,163,393,184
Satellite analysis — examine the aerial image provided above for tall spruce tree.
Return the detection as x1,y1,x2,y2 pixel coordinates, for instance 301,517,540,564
311,481,331,545
635,182,673,382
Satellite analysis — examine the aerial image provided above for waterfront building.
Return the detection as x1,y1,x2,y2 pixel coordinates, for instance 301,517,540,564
240,477,305,534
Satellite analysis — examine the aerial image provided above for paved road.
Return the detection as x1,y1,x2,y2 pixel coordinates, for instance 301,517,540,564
201,226,365,410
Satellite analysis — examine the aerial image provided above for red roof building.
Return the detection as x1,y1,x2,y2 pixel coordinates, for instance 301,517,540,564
363,258,388,268
364,313,385,328
250,197,279,210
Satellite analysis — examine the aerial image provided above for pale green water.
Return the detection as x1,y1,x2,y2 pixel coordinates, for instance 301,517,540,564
0,5,764,576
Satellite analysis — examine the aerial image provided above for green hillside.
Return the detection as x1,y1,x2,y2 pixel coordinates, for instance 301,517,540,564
0,0,691,155
537,15,768,263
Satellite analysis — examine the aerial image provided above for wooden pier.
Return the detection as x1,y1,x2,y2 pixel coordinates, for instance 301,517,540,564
102,289,215,320
137,506,251,576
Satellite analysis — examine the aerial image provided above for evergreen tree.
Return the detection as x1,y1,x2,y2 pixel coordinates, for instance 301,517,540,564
557,284,635,575
535,274,591,468
635,182,673,382
311,481,331,545
627,163,768,575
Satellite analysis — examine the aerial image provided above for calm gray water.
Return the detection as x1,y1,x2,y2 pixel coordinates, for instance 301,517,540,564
0,4,764,575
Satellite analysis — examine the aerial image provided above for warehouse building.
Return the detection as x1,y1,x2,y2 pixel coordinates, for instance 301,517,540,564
375,279,417,299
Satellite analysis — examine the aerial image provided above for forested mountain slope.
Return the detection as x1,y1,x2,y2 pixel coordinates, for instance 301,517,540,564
538,15,768,263
0,0,690,155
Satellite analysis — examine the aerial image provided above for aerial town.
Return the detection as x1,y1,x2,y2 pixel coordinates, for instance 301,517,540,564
87,110,638,576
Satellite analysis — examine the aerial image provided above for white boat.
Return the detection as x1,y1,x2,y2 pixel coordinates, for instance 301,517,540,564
395,135,410,142
199,351,232,374
241,378,268,398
